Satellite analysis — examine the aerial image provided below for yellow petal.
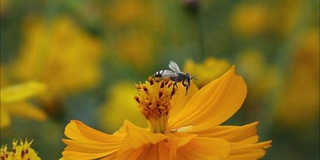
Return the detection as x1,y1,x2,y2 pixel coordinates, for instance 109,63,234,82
176,137,231,160
156,141,171,160
118,133,195,160
116,145,147,160
62,150,116,160
0,81,45,104
168,81,198,124
62,120,125,159
138,145,159,160
115,120,170,160
117,120,168,153
64,120,125,142
168,66,247,133
227,141,272,160
167,132,197,159
196,122,259,143
5,102,47,121
0,107,11,128
136,141,170,160
101,153,116,160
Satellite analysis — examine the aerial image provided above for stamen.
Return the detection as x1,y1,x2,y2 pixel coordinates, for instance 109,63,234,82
167,81,173,88
134,76,175,133
148,77,154,85
21,150,25,158
133,96,140,103
159,89,163,98
136,85,141,90
160,81,165,88
142,85,148,92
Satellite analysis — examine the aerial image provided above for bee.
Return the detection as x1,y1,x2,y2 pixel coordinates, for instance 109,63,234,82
153,61,196,96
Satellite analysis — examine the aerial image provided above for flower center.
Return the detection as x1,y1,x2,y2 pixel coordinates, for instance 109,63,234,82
134,77,176,133
0,139,40,160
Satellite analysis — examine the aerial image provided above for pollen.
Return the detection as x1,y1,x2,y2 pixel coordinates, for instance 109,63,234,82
134,77,175,133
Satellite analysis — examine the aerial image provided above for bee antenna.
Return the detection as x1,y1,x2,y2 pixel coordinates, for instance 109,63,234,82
191,75,198,80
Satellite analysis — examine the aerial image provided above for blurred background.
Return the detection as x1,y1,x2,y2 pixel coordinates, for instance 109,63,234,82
0,0,318,159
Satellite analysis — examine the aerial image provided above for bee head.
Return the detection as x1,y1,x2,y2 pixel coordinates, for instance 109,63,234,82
189,74,197,81
185,73,193,84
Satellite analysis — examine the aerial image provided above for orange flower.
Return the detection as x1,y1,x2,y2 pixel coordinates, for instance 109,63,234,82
61,66,271,159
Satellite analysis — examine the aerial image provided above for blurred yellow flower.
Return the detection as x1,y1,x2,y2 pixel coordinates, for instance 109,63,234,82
235,50,281,120
114,33,155,71
11,16,103,114
100,82,147,133
0,66,8,88
183,58,231,88
104,0,163,71
271,0,302,36
0,139,41,160
0,81,47,128
236,50,278,91
275,28,319,126
61,66,271,159
230,3,269,37
105,0,162,28
0,0,8,15
106,0,150,26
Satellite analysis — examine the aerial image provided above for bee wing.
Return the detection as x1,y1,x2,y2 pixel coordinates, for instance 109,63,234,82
161,70,177,78
169,61,181,73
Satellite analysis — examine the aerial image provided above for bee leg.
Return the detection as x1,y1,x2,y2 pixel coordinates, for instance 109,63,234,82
182,81,189,95
185,85,189,95
171,81,178,96
183,86,189,95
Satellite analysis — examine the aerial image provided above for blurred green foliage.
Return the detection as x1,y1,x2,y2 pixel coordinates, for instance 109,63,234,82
1,0,319,159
